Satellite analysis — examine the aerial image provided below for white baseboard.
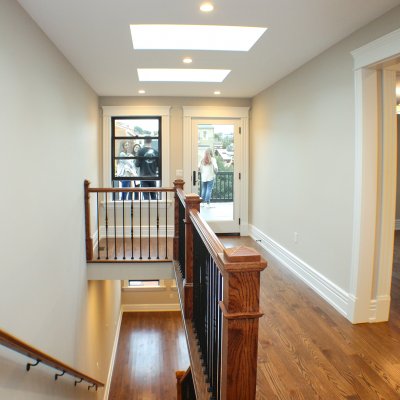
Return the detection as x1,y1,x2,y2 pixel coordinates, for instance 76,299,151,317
249,224,350,319
395,219,400,230
121,303,180,312
103,309,123,400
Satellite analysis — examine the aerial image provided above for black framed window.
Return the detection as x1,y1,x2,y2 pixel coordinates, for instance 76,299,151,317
111,116,162,182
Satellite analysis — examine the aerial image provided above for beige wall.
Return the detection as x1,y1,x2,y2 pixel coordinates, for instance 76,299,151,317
250,6,400,292
99,97,250,185
396,115,400,220
0,1,120,398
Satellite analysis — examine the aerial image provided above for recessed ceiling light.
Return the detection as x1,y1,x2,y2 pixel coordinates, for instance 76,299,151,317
137,68,230,82
183,57,193,64
130,25,267,51
200,2,214,12
138,89,146,94
214,91,221,95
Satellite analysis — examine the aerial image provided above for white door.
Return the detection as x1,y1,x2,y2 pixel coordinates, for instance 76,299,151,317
191,119,241,233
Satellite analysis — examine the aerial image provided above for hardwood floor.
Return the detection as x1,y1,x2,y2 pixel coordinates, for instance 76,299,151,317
108,236,400,399
108,312,189,400
219,235,400,400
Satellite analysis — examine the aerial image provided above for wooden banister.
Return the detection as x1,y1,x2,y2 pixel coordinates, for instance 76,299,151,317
173,179,185,260
174,190,267,400
84,180,93,261
0,328,104,390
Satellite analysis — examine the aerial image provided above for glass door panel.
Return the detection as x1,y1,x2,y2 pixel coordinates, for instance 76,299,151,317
192,119,240,233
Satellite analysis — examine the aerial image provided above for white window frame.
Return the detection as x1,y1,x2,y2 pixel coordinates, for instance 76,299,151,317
102,106,171,189
182,106,250,235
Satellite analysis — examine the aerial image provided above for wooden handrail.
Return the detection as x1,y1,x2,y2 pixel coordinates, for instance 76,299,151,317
87,187,175,193
0,328,104,390
174,188,267,400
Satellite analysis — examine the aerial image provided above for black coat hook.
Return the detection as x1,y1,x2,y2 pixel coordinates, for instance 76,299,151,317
54,370,65,381
74,378,84,386
88,383,98,391
26,359,40,371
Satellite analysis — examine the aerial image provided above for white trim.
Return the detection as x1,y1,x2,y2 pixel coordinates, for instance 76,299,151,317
351,28,400,70
102,106,171,188
351,29,400,323
249,225,350,318
121,304,180,312
182,106,249,235
103,309,123,400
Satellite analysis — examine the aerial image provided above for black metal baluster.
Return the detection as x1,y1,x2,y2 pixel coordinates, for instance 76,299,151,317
148,196,151,259
114,191,117,260
156,192,159,259
165,191,168,259
131,196,134,260
216,272,223,400
122,197,126,260
96,192,100,260
179,200,185,278
139,195,142,259
105,192,109,260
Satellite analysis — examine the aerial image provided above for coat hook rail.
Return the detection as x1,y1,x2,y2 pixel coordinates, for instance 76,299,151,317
26,359,40,371
74,378,83,386
0,327,104,390
54,370,65,381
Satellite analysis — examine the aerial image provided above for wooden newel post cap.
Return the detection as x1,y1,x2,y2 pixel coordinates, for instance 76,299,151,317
185,194,202,206
222,246,268,271
173,179,185,190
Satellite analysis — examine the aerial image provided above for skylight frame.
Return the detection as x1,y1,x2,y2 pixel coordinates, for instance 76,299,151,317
137,68,231,83
130,24,267,52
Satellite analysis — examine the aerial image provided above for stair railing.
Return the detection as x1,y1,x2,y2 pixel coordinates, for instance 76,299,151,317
174,180,267,400
84,180,176,262
0,328,104,391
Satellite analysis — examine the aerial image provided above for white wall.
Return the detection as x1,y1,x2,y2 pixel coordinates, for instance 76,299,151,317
250,6,400,315
0,1,120,398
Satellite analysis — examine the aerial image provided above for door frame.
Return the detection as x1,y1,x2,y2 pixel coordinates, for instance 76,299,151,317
350,28,400,323
183,106,250,235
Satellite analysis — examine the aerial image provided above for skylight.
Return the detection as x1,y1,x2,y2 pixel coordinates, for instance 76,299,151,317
130,25,267,51
137,68,231,82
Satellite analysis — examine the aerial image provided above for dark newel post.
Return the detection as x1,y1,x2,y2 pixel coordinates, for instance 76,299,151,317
219,246,267,400
84,180,94,261
184,193,201,320
173,179,185,260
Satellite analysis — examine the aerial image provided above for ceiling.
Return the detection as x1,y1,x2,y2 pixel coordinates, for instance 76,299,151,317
17,0,400,98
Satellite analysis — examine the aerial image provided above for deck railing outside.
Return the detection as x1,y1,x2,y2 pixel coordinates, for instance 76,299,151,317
198,171,234,203
174,180,267,400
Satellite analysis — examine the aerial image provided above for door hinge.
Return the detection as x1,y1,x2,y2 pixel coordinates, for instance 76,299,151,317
239,172,241,180
239,218,241,225
239,127,242,134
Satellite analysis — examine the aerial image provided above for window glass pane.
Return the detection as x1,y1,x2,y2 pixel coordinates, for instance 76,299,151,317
128,280,160,287
112,117,161,182
114,118,159,138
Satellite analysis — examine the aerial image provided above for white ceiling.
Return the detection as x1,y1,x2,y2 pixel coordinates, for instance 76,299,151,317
17,0,400,98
